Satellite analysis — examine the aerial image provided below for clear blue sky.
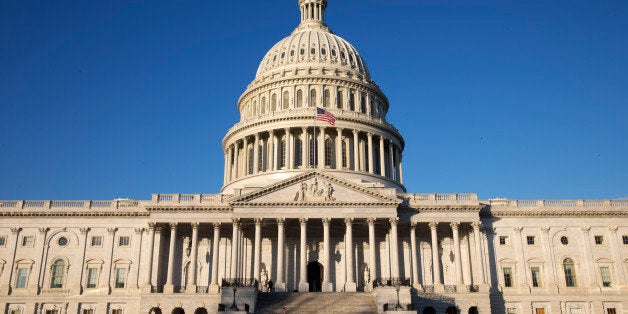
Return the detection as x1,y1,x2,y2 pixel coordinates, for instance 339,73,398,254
1,1,627,201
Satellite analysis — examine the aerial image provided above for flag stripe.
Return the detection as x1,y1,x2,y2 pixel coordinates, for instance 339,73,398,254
316,108,336,126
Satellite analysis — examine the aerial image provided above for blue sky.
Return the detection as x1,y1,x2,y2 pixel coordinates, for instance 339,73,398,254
1,1,627,200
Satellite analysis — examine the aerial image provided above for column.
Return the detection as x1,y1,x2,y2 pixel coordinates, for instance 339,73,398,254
230,219,240,279
209,223,221,293
164,223,177,293
379,136,386,177
471,222,487,286
335,128,343,169
243,137,249,175
253,219,262,289
580,226,596,287
232,141,239,179
301,127,308,168
399,157,404,184
187,223,199,293
367,218,377,290
223,150,228,184
322,218,333,292
388,140,394,179
227,146,233,182
389,218,400,279
77,228,89,294
451,222,465,288
269,130,276,171
298,218,309,292
150,225,162,290
429,222,442,289
608,226,626,285
253,133,260,174
132,228,144,290
410,222,419,288
345,218,357,292
275,218,286,291
284,128,292,169
318,127,325,168
512,227,529,290
35,227,49,294
352,130,359,171
367,132,374,174
394,147,401,182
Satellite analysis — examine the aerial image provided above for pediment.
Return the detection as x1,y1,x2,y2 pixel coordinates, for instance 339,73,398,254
230,171,400,207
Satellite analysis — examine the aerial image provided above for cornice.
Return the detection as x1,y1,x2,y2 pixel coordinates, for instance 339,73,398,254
0,211,150,217
405,205,485,212
482,209,628,218
234,201,400,208
145,206,232,212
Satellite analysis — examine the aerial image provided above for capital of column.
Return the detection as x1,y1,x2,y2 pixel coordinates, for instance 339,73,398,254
513,227,523,234
254,218,263,225
148,222,156,230
322,217,331,225
352,129,358,135
428,222,438,230
77,227,88,234
367,132,372,138
540,226,550,234
9,227,21,233
366,217,376,225
581,226,591,233
344,217,353,225
389,217,399,226
40,227,50,234
107,227,117,234
135,228,145,235
450,221,460,230
232,218,240,226
213,222,221,229
276,218,285,225
609,226,618,234
168,222,177,230
299,217,308,225
191,222,200,230
471,221,481,230
155,226,163,233
410,221,417,229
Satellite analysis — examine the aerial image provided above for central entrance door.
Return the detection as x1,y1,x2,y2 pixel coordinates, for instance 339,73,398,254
307,261,323,292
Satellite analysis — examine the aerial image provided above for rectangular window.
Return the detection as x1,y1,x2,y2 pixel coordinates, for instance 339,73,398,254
600,267,612,287
10,309,22,314
83,310,94,314
45,310,59,314
21,236,34,247
623,235,628,245
531,267,542,287
607,308,617,314
535,308,546,314
595,235,604,245
570,309,584,314
112,310,123,314
118,236,130,247
503,267,513,287
115,268,126,288
90,236,102,247
0,235,6,246
499,236,508,245
16,267,28,288
506,309,518,314
87,268,99,288
527,236,535,245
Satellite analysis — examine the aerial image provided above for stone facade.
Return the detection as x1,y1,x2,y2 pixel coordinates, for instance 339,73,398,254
1,1,627,313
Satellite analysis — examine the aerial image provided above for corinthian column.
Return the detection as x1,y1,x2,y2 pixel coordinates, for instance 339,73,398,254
410,222,420,288
275,218,286,292
471,222,486,287
451,222,464,289
352,130,359,171
367,132,374,173
345,218,357,292
230,219,240,279
390,218,400,279
367,218,377,291
187,222,199,293
298,218,309,292
253,219,262,289
164,223,177,293
322,218,333,292
429,222,443,291
209,223,221,293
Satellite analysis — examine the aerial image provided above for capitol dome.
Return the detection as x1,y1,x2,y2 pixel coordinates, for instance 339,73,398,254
221,0,405,195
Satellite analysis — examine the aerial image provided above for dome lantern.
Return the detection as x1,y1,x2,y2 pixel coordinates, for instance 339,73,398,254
299,0,327,25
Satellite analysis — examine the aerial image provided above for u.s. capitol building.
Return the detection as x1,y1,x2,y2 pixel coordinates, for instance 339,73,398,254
1,1,626,313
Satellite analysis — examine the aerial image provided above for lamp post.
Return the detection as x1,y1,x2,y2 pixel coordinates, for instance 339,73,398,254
230,283,239,311
394,280,403,311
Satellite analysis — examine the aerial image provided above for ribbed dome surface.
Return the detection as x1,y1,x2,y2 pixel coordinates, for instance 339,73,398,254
255,28,371,81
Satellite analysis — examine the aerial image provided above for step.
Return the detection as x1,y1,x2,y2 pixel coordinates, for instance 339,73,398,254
256,292,377,313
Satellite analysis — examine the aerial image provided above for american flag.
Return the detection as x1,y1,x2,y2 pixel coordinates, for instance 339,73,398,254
316,107,336,126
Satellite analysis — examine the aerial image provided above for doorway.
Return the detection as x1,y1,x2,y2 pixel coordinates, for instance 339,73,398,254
307,261,323,292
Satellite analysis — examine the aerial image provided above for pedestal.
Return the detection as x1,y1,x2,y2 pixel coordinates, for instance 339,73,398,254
275,282,287,292
163,284,174,294
141,284,153,294
298,282,310,292
322,282,334,292
209,283,221,294
344,282,357,292
186,285,197,293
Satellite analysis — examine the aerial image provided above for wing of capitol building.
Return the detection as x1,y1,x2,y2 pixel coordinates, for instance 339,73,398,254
1,1,627,313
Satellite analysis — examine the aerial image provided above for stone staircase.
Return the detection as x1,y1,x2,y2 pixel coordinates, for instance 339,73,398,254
255,292,378,313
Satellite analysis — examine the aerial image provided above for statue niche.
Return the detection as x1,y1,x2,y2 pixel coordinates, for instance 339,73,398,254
294,178,335,202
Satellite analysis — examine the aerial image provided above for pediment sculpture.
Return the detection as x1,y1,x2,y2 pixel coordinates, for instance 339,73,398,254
294,178,335,202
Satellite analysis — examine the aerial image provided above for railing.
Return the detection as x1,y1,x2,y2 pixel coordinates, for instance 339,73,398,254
151,194,231,204
488,199,628,207
422,285,434,293
0,199,141,209
196,286,209,293
173,286,184,293
469,285,479,292
374,277,411,287
221,278,258,288
444,285,457,293
403,193,479,202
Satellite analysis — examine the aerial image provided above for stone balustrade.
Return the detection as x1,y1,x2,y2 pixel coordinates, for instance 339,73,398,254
0,199,141,209
488,199,628,207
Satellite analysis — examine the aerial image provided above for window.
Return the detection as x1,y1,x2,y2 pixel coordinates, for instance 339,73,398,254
595,235,604,245
323,89,330,107
87,267,99,288
118,236,130,247
115,268,126,288
337,90,343,108
499,236,508,245
324,138,334,167
50,259,65,288
321,48,326,55
90,236,102,247
623,235,628,245
280,137,286,168
296,90,303,108
349,90,355,111
506,309,518,314
561,236,569,245
260,97,266,114
22,236,34,247
535,309,546,314
0,235,5,246
247,146,254,175
294,138,302,167
16,267,28,288
341,138,348,168
311,47,316,55
258,144,265,171
531,267,542,287
83,310,94,314
607,308,617,314
10,309,22,314
309,137,317,167
57,237,68,246
112,309,123,314
271,94,277,112
563,258,577,287
527,236,536,245
45,310,59,314
600,267,612,287
282,91,289,109
503,267,513,287
310,89,316,107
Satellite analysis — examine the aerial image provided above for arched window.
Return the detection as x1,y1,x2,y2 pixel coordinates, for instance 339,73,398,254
337,89,343,109
252,101,257,116
261,97,266,114
310,89,317,107
323,89,330,107
50,259,65,288
324,138,334,167
360,94,367,113
283,91,289,109
296,90,303,108
294,138,302,167
258,144,265,172
563,258,577,287
248,146,254,175
271,94,277,112
349,90,355,111
309,136,317,167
